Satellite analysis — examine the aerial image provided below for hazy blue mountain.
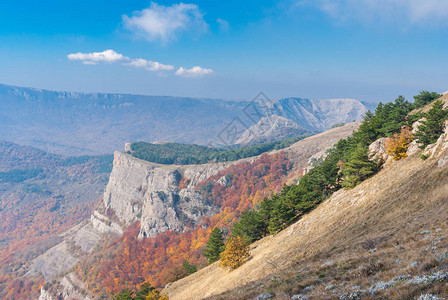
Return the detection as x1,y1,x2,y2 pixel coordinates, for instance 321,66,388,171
0,84,368,155
273,98,367,131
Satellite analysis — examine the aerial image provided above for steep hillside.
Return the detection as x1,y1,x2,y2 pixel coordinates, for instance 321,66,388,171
0,84,367,155
0,142,112,298
165,119,448,299
26,123,358,299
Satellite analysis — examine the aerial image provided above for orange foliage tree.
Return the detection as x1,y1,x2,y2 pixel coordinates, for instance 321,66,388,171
385,126,414,160
219,236,250,270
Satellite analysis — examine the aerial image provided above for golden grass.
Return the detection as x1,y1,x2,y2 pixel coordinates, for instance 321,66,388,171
165,137,448,299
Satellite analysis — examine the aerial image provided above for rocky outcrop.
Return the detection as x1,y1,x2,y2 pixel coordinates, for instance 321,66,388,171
27,241,78,281
368,137,392,164
102,152,234,238
90,211,123,235
423,120,448,160
39,273,91,300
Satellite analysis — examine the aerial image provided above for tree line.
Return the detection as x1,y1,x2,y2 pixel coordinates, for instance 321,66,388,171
129,135,309,165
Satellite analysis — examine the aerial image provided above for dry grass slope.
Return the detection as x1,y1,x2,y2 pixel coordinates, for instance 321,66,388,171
165,129,448,299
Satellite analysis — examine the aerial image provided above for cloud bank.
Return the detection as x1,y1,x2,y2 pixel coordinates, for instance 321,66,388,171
123,2,208,42
67,50,212,77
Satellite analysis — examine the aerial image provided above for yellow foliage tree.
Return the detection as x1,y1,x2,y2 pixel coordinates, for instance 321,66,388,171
219,236,250,270
146,290,169,300
385,126,414,160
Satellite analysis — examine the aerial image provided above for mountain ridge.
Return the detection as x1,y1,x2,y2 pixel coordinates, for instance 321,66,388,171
0,83,368,156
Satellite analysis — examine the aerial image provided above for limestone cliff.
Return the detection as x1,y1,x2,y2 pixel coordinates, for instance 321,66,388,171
101,152,233,238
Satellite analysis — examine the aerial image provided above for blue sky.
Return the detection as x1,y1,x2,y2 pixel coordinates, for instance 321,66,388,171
0,0,447,102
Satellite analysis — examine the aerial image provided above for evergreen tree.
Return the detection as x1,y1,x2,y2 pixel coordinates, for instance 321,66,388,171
134,282,155,300
413,90,442,109
268,197,296,234
415,100,448,148
258,196,274,234
182,260,197,274
341,145,377,189
203,227,225,264
114,289,134,300
231,210,266,243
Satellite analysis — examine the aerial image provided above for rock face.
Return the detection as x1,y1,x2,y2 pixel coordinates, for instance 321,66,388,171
236,115,309,145
423,120,448,159
102,152,233,238
368,137,392,164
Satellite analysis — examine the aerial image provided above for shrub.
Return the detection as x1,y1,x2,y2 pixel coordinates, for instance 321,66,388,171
385,126,414,160
219,236,250,270
114,282,168,300
420,154,429,160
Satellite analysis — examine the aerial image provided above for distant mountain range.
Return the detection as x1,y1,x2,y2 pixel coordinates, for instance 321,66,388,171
0,84,369,155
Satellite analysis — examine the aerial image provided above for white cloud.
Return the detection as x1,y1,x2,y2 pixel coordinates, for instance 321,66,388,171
67,49,127,65
122,2,208,42
68,49,212,76
175,66,214,78
298,0,448,24
125,58,174,71
217,18,229,32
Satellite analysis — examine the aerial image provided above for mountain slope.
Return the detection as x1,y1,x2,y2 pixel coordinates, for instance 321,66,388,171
235,115,310,146
274,98,367,131
0,84,368,155
165,123,448,299
28,123,359,299
0,142,112,298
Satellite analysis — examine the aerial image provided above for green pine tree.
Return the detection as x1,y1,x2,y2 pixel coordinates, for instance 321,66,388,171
203,227,225,264
231,210,266,243
182,260,197,274
413,91,442,109
341,145,377,189
415,100,448,149
268,198,296,234
114,289,134,300
134,282,155,300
